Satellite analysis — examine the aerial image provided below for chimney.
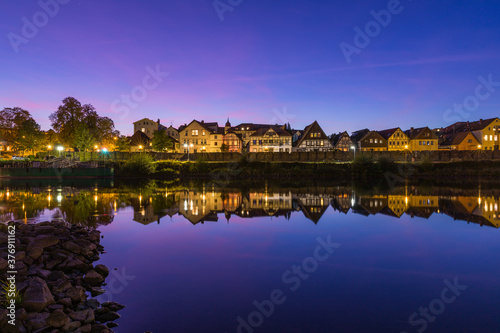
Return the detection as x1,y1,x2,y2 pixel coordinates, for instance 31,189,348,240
201,120,204,124
157,119,160,124
479,119,483,125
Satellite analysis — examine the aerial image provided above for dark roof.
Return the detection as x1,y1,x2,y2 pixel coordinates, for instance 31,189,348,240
130,131,151,145
234,123,284,131
250,127,292,137
378,127,404,140
295,121,327,147
350,129,370,143
442,118,499,134
331,131,351,146
404,127,438,140
439,132,478,147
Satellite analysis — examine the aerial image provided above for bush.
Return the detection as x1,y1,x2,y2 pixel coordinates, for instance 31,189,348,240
121,154,156,176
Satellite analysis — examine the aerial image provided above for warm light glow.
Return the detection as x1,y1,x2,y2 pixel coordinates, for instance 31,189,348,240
57,194,62,202
47,145,52,150
94,145,98,149
56,146,64,152
102,148,108,153
405,145,408,149
139,145,143,149
477,145,482,149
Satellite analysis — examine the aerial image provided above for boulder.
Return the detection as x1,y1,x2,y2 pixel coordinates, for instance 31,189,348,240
58,297,72,307
96,310,120,323
101,302,125,312
25,312,50,331
47,309,70,328
94,264,109,278
66,286,86,303
69,309,91,322
30,234,59,249
63,241,82,254
22,277,54,312
84,270,104,286
63,320,82,331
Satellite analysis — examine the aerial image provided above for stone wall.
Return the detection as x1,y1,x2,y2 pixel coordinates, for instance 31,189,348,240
106,150,500,162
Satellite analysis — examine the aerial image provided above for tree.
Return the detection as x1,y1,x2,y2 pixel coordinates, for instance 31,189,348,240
0,107,43,155
74,124,96,152
115,135,131,152
220,143,229,152
14,118,44,155
151,130,172,152
50,97,116,150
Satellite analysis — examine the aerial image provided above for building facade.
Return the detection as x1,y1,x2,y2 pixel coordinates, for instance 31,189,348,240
133,118,166,139
439,132,480,150
351,129,387,151
331,131,354,152
249,127,292,153
405,127,439,151
378,128,409,151
293,121,332,152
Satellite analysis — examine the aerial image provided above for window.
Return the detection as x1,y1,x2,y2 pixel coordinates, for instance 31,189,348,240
370,139,373,143
141,128,145,132
467,139,472,143
202,130,205,136
490,135,493,141
419,141,422,145
214,135,217,139
320,141,324,146
185,131,188,136
192,130,199,136
484,135,488,141
431,141,434,145
253,140,256,145
214,142,218,146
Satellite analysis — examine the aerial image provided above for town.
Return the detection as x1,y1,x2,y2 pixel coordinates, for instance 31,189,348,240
0,99,498,158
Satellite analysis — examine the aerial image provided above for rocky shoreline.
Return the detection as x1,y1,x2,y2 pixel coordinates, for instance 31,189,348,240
0,221,125,333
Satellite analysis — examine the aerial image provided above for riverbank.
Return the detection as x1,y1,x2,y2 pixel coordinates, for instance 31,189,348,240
114,158,500,183
0,221,124,332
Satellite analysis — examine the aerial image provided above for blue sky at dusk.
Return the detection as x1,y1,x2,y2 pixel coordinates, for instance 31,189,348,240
1,0,500,136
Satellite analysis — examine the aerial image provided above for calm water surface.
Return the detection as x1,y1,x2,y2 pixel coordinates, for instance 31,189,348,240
1,180,499,333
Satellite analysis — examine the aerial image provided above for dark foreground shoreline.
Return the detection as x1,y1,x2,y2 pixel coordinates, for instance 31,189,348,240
0,221,124,333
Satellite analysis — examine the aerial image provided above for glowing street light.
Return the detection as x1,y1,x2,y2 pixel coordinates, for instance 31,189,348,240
350,145,356,159
56,146,64,157
184,143,194,161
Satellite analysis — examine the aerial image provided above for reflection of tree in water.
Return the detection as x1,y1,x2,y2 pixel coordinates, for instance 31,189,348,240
59,193,115,227
0,193,47,221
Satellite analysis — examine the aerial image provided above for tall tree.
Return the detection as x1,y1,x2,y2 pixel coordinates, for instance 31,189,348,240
73,124,96,152
50,97,117,150
0,107,42,155
13,118,44,155
151,130,172,152
115,135,131,152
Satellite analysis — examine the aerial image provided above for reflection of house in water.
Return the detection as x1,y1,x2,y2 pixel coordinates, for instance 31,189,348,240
407,195,439,219
294,193,332,224
331,193,352,214
178,190,221,225
380,195,409,218
133,204,168,225
238,191,293,219
357,196,388,215
442,196,500,228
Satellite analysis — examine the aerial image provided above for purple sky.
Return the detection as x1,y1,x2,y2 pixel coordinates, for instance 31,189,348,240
1,0,499,136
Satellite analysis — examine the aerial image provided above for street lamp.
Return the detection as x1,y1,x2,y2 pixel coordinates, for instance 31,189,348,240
350,145,356,159
56,146,64,157
184,143,194,161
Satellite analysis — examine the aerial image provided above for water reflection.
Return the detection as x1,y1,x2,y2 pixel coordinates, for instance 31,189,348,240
1,183,499,229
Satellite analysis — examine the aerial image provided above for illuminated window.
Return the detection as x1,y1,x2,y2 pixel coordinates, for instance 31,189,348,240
192,130,199,136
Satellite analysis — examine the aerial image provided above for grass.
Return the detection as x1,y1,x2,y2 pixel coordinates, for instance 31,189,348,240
0,278,23,307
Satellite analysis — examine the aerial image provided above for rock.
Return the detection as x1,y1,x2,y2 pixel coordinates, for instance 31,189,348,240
0,308,7,323
36,225,55,234
25,312,50,331
80,324,92,333
47,309,70,328
22,277,55,312
35,268,52,280
14,251,26,261
51,279,72,293
23,255,34,266
65,258,89,272
96,310,120,323
45,257,63,270
0,257,7,270
48,303,64,311
27,246,43,260
106,322,118,328
63,241,82,254
63,320,82,331
30,234,59,249
48,270,68,281
94,265,109,278
101,302,125,312
84,299,100,310
16,308,27,321
84,270,104,286
69,309,90,322
90,287,106,297
66,286,86,303
58,297,72,307
90,324,112,333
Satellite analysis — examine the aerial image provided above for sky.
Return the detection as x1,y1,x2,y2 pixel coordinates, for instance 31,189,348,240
1,0,500,136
